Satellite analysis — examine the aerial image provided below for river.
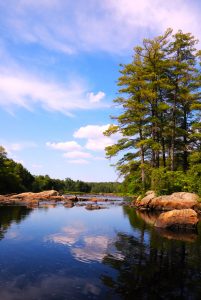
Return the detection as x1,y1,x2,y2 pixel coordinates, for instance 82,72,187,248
0,202,201,299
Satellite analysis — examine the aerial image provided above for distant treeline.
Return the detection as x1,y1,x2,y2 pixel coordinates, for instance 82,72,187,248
0,146,120,194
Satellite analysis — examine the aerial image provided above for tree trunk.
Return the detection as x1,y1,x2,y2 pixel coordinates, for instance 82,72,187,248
183,107,188,171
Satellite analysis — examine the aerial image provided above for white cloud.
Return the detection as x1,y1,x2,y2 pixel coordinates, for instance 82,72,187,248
46,141,82,151
88,91,105,103
0,66,107,114
85,137,116,151
63,151,92,159
0,0,200,54
74,124,110,139
74,124,121,151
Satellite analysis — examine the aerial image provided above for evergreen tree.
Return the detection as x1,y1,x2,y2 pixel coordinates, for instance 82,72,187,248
105,29,201,194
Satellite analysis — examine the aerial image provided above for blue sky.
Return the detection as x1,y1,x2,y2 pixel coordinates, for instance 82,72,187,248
0,0,201,182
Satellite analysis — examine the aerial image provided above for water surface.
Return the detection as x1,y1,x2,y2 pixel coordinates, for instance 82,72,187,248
0,203,201,299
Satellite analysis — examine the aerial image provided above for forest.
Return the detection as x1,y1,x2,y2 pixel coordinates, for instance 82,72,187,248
0,146,120,194
105,29,201,195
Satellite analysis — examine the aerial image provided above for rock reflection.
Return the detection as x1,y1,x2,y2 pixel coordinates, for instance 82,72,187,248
136,210,160,225
156,228,198,242
136,210,198,242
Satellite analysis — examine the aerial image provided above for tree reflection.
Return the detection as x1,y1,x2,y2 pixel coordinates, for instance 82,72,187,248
0,205,32,239
101,207,201,299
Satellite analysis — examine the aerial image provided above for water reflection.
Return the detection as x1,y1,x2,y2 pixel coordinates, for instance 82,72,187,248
135,209,198,243
0,273,102,300
99,206,201,299
0,204,201,299
0,205,32,240
71,236,110,263
102,230,201,299
46,223,123,263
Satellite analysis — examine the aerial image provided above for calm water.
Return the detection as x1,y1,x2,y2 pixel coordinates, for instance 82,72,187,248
0,203,201,300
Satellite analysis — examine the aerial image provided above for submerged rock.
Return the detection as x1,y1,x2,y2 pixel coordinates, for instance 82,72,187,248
64,201,74,208
155,209,199,230
85,204,106,210
64,196,78,202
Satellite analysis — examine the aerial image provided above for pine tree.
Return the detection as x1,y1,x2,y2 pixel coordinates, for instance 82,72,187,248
105,29,201,194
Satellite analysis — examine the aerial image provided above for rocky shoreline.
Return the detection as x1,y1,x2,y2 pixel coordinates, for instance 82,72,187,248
0,190,120,210
1,189,200,231
133,191,201,231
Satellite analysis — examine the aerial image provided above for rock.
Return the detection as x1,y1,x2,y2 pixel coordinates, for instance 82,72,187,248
50,196,65,201
146,190,156,196
75,203,86,207
90,197,98,202
11,190,59,200
155,209,198,230
64,196,78,202
64,201,74,208
0,195,8,202
77,197,87,201
135,191,156,208
85,204,106,210
0,190,63,206
136,192,199,211
193,202,201,214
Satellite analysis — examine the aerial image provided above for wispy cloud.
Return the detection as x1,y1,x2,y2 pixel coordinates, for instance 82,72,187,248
0,66,107,115
0,0,200,54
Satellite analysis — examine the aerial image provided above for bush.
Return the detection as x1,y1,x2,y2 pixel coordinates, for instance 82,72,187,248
151,168,188,195
186,164,201,196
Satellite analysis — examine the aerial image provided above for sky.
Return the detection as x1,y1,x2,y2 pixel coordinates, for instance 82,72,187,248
0,0,201,182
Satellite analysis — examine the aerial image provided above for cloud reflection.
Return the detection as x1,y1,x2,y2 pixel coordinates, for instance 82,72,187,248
46,224,124,263
0,273,101,300
72,236,109,263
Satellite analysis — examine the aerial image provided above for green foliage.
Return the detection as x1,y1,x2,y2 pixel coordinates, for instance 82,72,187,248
105,29,201,195
0,146,35,194
151,168,188,195
186,164,201,195
0,146,120,194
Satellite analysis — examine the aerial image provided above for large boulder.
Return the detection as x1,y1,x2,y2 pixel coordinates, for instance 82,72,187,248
155,209,199,230
136,192,199,211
